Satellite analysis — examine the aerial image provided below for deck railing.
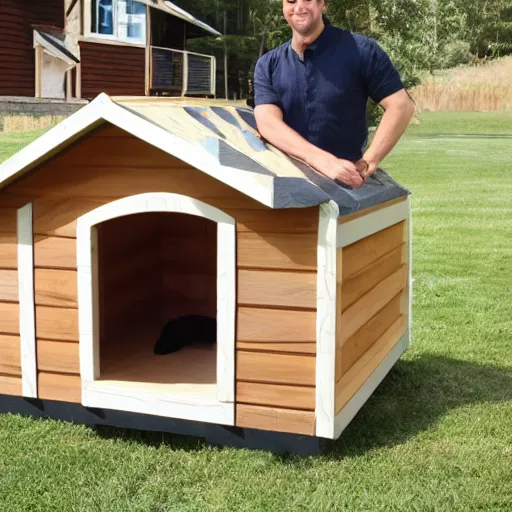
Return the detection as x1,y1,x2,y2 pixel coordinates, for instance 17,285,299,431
150,46,216,97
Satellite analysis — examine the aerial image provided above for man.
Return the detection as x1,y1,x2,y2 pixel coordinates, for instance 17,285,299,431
253,0,415,188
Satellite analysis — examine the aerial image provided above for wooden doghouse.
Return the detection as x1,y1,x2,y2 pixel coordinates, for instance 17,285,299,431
0,94,411,452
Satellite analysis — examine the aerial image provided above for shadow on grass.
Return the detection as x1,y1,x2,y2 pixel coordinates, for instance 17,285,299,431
88,355,512,460
320,354,512,460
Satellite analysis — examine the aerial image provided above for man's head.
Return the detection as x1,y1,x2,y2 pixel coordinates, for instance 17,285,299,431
283,0,327,38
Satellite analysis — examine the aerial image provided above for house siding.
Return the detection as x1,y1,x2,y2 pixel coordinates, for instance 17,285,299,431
79,41,146,99
0,0,64,96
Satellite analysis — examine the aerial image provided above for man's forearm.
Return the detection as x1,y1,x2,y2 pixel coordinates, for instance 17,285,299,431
254,105,327,166
363,99,415,168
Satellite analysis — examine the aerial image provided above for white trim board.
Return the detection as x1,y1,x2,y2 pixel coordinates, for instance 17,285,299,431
315,200,339,438
17,203,37,398
76,192,236,424
337,198,409,248
332,330,410,440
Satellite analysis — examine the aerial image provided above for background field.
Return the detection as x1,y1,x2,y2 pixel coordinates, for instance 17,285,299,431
410,56,512,112
0,112,511,511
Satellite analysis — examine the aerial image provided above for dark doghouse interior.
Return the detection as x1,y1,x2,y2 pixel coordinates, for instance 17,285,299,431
96,212,218,385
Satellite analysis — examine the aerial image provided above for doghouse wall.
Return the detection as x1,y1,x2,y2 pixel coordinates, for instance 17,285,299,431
0,123,319,435
335,211,409,415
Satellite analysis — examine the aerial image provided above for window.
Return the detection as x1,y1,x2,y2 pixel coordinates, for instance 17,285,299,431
91,0,146,44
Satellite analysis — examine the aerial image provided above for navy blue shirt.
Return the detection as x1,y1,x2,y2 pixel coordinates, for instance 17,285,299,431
253,24,404,161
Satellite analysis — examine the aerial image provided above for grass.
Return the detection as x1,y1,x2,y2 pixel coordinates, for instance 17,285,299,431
410,56,512,112
0,112,512,511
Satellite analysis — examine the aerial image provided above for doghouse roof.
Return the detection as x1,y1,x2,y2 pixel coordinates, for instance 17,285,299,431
0,94,409,215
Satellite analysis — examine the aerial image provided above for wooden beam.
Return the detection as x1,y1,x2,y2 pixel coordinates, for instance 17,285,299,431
75,63,82,99
35,46,43,98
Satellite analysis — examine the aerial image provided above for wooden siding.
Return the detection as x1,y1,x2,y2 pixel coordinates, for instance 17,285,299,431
0,123,320,429
0,1,64,96
0,208,21,396
335,219,409,414
79,41,145,99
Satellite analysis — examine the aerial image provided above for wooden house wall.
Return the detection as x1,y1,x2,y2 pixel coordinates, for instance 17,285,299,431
0,0,64,96
79,42,146,99
0,123,318,435
335,214,409,415
0,206,21,396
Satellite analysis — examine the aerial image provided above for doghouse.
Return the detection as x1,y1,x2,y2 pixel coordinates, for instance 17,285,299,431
0,94,411,453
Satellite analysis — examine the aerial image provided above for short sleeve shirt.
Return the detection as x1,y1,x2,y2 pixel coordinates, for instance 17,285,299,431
253,24,404,161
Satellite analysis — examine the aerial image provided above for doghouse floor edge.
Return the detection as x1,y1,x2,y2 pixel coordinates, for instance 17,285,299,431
0,395,326,456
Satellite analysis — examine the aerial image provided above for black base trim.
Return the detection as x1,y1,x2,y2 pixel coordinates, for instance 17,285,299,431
0,394,326,455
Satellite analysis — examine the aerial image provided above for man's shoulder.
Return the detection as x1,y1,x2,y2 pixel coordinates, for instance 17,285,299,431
256,41,290,70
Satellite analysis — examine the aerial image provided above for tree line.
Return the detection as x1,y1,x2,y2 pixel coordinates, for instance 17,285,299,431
182,0,512,100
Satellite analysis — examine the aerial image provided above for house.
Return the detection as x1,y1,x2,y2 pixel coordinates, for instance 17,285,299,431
0,0,220,101
0,94,412,453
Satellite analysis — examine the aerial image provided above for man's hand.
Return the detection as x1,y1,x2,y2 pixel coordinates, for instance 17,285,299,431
308,153,364,188
355,158,378,181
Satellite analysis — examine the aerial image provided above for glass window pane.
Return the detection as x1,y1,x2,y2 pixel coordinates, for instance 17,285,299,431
97,0,114,35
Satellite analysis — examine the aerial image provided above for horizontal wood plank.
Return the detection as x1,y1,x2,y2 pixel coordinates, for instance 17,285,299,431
338,295,402,380
0,302,19,335
336,316,406,414
38,372,81,403
238,270,317,310
237,232,317,271
0,233,17,269
34,236,77,269
340,265,407,345
0,335,21,375
34,269,78,308
0,270,18,302
0,208,17,233
343,222,405,280
236,381,315,410
36,306,79,342
236,342,316,355
37,340,80,374
235,208,319,234
0,374,22,396
237,307,316,343
33,197,108,237
342,245,405,312
236,351,315,386
236,403,315,436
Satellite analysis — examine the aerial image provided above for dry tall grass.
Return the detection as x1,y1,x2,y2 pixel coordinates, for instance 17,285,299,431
410,56,512,112
2,114,68,133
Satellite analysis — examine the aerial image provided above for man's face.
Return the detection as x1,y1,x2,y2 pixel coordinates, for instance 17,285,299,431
283,0,326,36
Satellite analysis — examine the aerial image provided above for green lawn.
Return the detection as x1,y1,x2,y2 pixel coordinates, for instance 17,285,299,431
1,112,512,511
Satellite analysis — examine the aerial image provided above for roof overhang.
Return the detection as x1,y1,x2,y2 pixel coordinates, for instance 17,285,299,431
144,0,221,36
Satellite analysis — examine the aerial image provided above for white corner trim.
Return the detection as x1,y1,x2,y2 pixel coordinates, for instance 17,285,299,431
406,197,413,343
17,203,37,398
216,222,236,403
337,198,409,248
331,330,409,440
77,192,236,421
315,200,339,439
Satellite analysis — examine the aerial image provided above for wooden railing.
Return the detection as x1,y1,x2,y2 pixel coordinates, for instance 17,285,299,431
150,46,216,97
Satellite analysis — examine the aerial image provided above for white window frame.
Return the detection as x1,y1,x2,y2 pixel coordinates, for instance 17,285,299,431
86,0,147,45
